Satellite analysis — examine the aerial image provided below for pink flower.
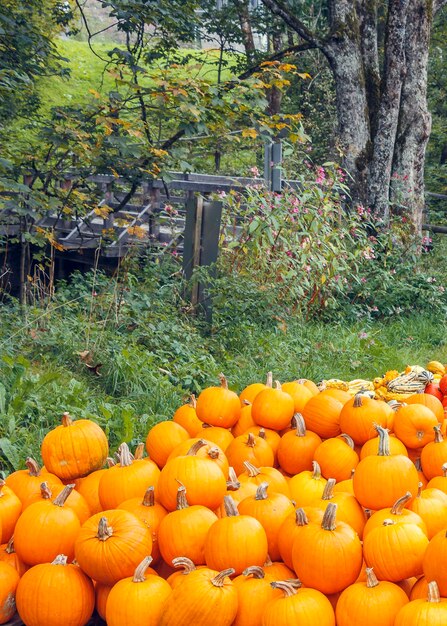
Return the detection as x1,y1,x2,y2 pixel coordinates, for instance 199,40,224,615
250,166,260,177
361,277,367,283
359,331,368,339
304,265,311,273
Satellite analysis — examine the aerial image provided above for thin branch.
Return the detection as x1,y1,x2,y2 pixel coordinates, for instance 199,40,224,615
74,0,111,63
434,0,447,14
238,42,317,81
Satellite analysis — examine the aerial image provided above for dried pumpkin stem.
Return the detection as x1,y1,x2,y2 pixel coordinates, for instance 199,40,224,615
258,429,267,440
443,463,447,478
25,457,41,477
132,556,154,583
375,425,391,456
270,580,302,596
223,495,239,517
219,373,229,390
211,568,235,586
208,447,220,460
243,461,260,477
321,503,338,531
97,517,113,541
266,372,273,387
172,557,196,575
142,486,155,507
189,394,197,409
311,460,322,479
53,484,75,507
187,440,207,456
365,568,379,588
246,433,256,448
62,412,73,427
255,482,269,501
353,394,364,408
226,467,240,491
40,482,52,500
176,485,189,510
322,478,336,500
274,380,282,390
134,443,145,460
243,566,265,579
294,413,306,437
382,519,394,526
340,433,355,449
106,457,116,467
5,537,15,554
52,554,68,565
118,443,134,467
434,425,443,443
390,492,412,514
428,581,441,603
416,482,423,498
295,508,309,526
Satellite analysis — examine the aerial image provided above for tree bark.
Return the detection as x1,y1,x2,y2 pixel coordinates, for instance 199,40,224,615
325,0,370,205
391,0,433,235
357,0,380,136
232,0,257,64
367,0,409,221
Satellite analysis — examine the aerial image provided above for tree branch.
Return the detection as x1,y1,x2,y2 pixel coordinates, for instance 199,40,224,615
238,42,317,81
434,0,447,14
259,0,329,57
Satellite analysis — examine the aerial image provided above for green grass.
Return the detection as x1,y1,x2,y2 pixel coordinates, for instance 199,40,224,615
0,256,446,475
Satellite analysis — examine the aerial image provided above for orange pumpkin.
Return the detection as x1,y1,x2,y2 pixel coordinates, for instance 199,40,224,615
427,462,447,493
360,434,408,459
0,561,20,625
239,372,272,406
40,412,108,481
313,434,359,482
173,395,203,436
251,381,295,430
363,492,427,539
5,458,62,504
263,579,335,626
301,391,344,439
281,381,313,413
16,555,94,626
0,538,27,577
277,414,321,475
0,480,21,542
409,484,447,539
288,461,327,506
339,394,389,445
232,566,282,626
226,432,274,475
196,374,241,428
74,468,107,515
231,401,256,438
22,481,91,524
237,461,289,497
394,581,447,625
393,404,438,450
145,420,190,468
420,425,447,479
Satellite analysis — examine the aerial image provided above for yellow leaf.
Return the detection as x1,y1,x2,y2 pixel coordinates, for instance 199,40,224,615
298,72,312,80
321,274,326,284
242,128,258,139
89,89,101,98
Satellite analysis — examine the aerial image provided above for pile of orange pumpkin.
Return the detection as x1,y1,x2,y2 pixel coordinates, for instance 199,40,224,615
3,368,447,625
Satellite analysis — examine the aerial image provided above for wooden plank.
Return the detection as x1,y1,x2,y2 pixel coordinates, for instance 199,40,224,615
423,223,447,233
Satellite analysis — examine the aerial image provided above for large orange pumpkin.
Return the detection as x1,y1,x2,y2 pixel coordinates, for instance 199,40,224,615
394,581,447,626
196,374,241,428
263,580,335,626
277,414,321,475
251,382,295,430
301,391,344,439
40,412,109,481
145,420,190,468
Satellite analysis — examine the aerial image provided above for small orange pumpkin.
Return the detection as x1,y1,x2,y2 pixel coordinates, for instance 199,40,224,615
196,374,241,428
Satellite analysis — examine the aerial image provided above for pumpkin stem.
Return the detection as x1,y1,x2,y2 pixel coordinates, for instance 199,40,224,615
427,581,441,603
40,482,52,500
443,463,447,478
219,373,229,390
5,537,15,554
202,423,212,429
187,440,207,456
364,509,373,519
353,394,364,408
255,482,269,501
25,457,41,477
211,569,235,586
226,467,240,491
243,566,265,579
434,425,444,443
106,457,116,467
207,447,220,460
171,557,197,575
176,485,189,510
117,443,134,467
321,502,338,531
375,425,391,456
340,433,355,449
142,486,155,507
223,495,239,517
266,372,273,387
52,554,68,565
270,579,302,597
295,508,309,526
246,433,256,448
132,556,154,583
97,517,113,541
294,413,306,437
382,519,395,526
365,568,380,588
311,460,322,480
264,554,273,567
243,461,260,477
258,428,267,440
189,394,197,409
134,443,145,460
62,412,73,427
53,484,75,507
274,380,282,390
322,478,336,500
390,492,412,514
416,482,423,498
243,399,251,406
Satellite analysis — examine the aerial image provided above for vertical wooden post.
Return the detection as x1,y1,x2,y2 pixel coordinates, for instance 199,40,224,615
183,195,223,325
263,140,283,192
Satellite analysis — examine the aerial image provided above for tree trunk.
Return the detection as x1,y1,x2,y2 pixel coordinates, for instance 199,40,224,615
391,0,433,235
366,0,409,221
232,0,257,64
325,1,370,206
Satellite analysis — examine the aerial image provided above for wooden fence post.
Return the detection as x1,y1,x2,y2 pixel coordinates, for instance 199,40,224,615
263,140,282,192
182,195,223,325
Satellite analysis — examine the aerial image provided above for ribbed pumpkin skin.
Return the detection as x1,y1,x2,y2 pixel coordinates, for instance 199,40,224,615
0,540,27,577
422,529,447,595
262,587,335,626
339,396,388,445
0,482,21,542
204,515,268,575
106,574,172,626
335,577,409,626
363,499,427,540
173,400,203,436
393,404,438,450
41,415,109,481
158,504,218,565
409,488,447,539
232,570,282,626
23,484,91,524
14,498,81,565
288,464,327,507
301,393,343,439
313,436,359,482
5,462,62,504
281,382,313,413
394,597,447,625
74,510,153,586
0,561,20,625
237,465,290,498
360,435,408,459
277,425,321,475
251,388,295,431
145,421,190,468
98,458,161,510
157,455,227,512
95,583,112,621
16,560,95,626
167,438,229,477
75,468,107,515
196,383,241,428
291,507,363,595
353,454,419,510
226,434,274,476
363,522,429,581
420,430,447,480
160,568,238,626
